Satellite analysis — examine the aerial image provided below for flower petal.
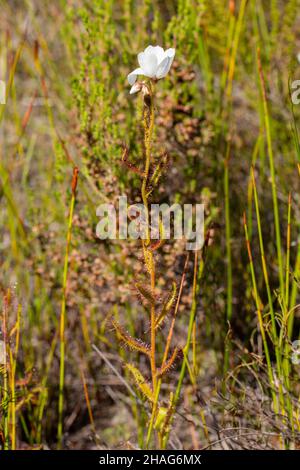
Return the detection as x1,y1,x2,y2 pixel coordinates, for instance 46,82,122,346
127,67,143,85
165,48,176,59
155,56,171,79
156,48,175,78
152,46,165,63
144,45,155,55
138,52,158,77
155,48,175,79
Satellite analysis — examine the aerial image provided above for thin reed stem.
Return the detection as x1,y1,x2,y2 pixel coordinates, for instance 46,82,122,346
243,213,278,413
223,142,232,377
57,167,78,449
162,250,206,449
221,0,247,376
285,193,292,310
9,304,21,450
289,166,300,326
2,292,9,450
281,193,294,427
251,167,286,414
257,49,284,297
37,333,57,444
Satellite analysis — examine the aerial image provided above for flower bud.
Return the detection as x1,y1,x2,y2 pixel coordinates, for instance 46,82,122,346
129,82,143,94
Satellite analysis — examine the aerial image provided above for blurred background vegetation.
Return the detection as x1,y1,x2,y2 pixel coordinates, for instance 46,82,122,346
0,0,300,449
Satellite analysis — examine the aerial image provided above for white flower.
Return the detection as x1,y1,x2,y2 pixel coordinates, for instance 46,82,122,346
297,52,300,64
128,45,175,93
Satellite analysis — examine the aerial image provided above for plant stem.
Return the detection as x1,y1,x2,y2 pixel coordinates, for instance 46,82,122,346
2,292,9,450
289,166,300,331
9,304,21,450
251,168,285,413
281,193,294,426
146,254,189,447
162,250,205,449
257,48,284,297
141,84,158,446
243,213,278,413
57,167,78,449
222,0,247,376
223,142,232,377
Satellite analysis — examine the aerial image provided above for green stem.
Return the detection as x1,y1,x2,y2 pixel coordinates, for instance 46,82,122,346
162,250,205,449
146,254,189,448
57,168,78,449
251,168,286,414
2,294,9,450
243,214,278,414
223,143,232,377
257,49,284,297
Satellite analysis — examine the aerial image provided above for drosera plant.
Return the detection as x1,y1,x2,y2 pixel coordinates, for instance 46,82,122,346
110,45,193,448
3,0,300,451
